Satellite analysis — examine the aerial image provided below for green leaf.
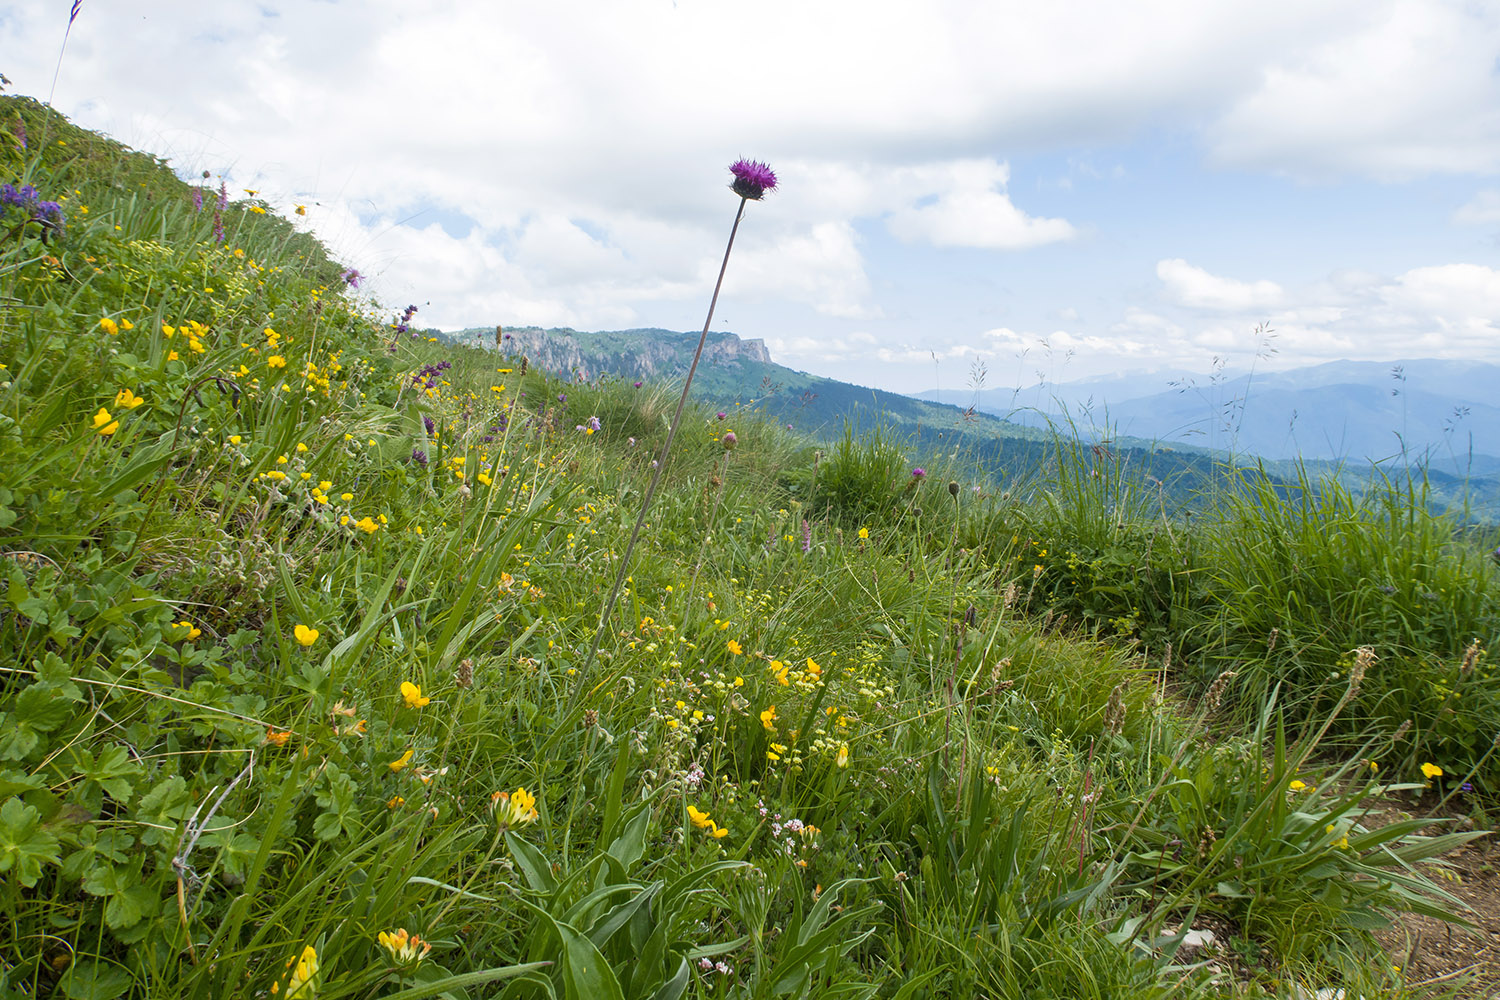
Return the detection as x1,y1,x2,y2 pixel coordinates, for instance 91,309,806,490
0,796,61,886
56,959,133,1000
506,831,556,892
555,920,625,1000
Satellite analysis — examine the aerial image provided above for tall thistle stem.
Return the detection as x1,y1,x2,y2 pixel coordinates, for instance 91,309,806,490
566,195,754,714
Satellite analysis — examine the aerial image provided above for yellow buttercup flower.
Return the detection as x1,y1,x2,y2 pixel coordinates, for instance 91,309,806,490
400,681,430,708
1288,779,1308,792
354,516,379,534
92,408,119,435
293,624,319,646
726,639,743,656
858,526,869,539
1420,762,1444,780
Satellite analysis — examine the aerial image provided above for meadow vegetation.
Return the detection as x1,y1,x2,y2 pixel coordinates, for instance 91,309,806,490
2,94,1498,998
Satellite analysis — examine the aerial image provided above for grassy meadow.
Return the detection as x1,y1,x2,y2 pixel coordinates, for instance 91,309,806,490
3,94,1499,998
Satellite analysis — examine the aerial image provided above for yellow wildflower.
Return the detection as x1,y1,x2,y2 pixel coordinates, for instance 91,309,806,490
114,388,144,410
293,624,319,646
268,355,287,369
389,749,415,772
686,805,714,829
491,787,538,827
91,407,119,435
174,620,202,641
727,639,743,656
400,681,431,708
760,705,777,731
858,526,869,539
836,744,850,768
273,945,318,998
354,516,379,534
264,728,291,747
378,928,431,966
1420,762,1444,780
98,317,118,335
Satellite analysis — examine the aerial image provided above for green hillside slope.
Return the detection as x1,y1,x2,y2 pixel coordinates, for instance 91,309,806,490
2,95,1496,1000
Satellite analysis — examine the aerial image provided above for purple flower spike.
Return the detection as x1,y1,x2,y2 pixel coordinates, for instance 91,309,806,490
729,159,777,201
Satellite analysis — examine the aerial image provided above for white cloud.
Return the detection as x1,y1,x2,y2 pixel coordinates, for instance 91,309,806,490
1455,190,1500,225
1156,259,1283,310
6,0,1500,394
1206,1,1500,178
885,160,1076,250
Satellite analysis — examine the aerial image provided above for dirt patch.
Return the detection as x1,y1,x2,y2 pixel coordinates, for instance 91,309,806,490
1377,808,1499,997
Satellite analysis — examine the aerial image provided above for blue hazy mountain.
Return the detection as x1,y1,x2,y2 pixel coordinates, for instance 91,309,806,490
917,359,1500,472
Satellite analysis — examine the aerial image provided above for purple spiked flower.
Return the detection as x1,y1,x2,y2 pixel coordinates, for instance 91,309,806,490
911,467,926,480
729,159,777,200
722,431,737,450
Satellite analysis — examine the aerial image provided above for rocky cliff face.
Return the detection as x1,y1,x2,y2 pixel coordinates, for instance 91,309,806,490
474,327,772,382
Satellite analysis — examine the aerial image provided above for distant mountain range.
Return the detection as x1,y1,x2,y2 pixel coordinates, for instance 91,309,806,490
436,326,1500,519
917,359,1500,475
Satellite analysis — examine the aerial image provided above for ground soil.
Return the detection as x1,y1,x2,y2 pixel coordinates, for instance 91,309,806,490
1376,802,1500,997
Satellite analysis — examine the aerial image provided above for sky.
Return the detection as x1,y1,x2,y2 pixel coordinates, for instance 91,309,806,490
4,0,1500,394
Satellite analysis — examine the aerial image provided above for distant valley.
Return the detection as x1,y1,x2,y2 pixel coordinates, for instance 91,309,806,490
438,326,1500,519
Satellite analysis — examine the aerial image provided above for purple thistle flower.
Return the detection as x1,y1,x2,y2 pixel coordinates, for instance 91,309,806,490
911,467,927,480
722,431,737,450
342,268,362,288
586,415,602,432
729,159,777,201
633,381,643,388
557,393,567,403
716,411,726,420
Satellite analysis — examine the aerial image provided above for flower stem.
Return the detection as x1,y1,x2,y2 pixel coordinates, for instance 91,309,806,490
565,198,748,715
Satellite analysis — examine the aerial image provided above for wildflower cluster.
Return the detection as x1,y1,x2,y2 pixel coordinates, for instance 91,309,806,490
1,182,65,235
